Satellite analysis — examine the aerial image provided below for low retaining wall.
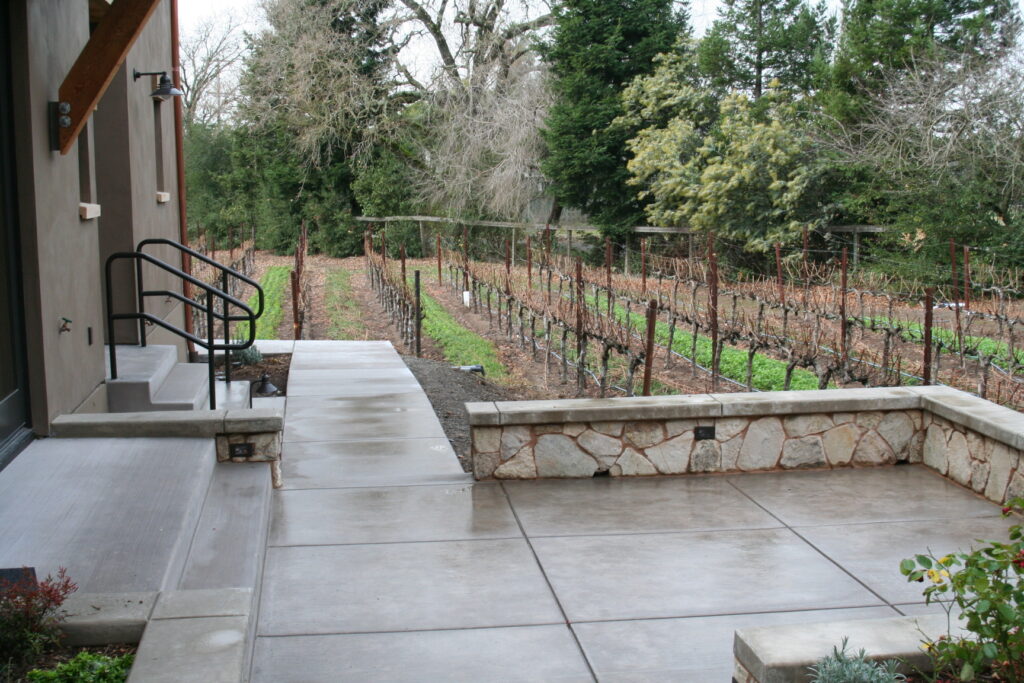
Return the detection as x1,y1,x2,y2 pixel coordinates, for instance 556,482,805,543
467,386,1024,505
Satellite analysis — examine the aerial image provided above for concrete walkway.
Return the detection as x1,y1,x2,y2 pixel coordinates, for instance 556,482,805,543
251,341,1011,682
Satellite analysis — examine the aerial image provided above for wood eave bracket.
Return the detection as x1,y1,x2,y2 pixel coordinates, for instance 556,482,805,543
52,0,162,155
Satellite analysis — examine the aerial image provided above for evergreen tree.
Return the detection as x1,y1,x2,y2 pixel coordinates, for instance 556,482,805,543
540,0,687,233
697,0,833,98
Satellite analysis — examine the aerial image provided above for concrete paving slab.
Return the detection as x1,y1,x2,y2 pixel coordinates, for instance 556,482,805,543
292,340,394,353
269,483,521,546
287,367,417,393
251,625,593,682
254,340,295,355
129,615,248,683
0,438,213,593
258,539,563,635
573,606,897,682
61,592,157,646
503,477,783,536
284,397,444,442
280,439,467,489
728,466,1001,527
531,527,883,622
152,588,252,620
796,516,1015,604
288,351,409,371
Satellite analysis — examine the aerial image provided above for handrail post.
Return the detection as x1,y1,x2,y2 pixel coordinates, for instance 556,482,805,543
105,257,118,379
135,258,147,347
222,271,231,384
207,290,216,410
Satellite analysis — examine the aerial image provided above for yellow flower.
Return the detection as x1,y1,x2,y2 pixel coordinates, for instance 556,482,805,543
921,641,932,652
926,569,948,584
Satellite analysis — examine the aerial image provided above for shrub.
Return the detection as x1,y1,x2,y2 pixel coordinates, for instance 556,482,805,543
900,497,1024,682
0,568,77,679
27,651,134,683
235,342,263,366
809,637,907,683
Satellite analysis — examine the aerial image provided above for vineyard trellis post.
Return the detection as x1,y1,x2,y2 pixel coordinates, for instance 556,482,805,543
436,234,442,285
605,238,612,315
400,244,407,292
950,238,964,363
643,299,657,396
801,227,809,307
708,232,719,391
775,242,783,304
924,287,934,385
291,270,301,340
641,238,647,295
526,236,532,296
840,247,848,378
462,225,469,291
504,238,511,295
414,270,422,358
963,245,971,310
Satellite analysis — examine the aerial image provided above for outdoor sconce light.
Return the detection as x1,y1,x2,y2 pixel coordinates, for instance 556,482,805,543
132,69,183,102
255,372,279,397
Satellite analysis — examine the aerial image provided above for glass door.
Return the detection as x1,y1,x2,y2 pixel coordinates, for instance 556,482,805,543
0,7,30,466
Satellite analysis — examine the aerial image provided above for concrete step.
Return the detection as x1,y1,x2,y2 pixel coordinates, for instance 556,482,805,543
214,379,252,410
177,462,272,591
106,345,178,412
152,363,213,410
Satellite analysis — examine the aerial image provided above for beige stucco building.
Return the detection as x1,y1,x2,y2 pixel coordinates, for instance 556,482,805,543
2,0,188,465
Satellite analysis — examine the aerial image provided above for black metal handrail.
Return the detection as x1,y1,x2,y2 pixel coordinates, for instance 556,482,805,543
104,245,262,410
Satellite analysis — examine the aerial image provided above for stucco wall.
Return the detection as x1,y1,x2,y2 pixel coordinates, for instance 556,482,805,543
9,0,182,432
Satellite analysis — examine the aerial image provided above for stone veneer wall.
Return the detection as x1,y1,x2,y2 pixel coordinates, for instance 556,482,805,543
466,386,1024,505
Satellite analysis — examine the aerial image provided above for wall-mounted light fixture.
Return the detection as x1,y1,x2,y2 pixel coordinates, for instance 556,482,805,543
132,69,183,102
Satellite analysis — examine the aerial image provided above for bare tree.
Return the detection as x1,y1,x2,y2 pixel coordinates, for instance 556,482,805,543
827,42,1024,222
180,12,250,127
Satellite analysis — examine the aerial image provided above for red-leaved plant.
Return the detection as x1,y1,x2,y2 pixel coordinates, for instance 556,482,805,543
0,567,77,679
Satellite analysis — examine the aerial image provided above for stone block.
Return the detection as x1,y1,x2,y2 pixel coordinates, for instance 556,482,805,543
624,422,665,449
946,431,972,487
473,452,500,480
1007,468,1024,502
822,423,859,466
971,461,990,494
646,432,694,474
472,427,501,454
738,417,784,470
536,425,562,434
923,424,949,475
563,423,586,437
783,414,833,438
493,449,538,479
591,421,624,437
877,412,915,456
666,419,697,438
853,431,894,466
856,411,884,429
577,430,623,458
986,442,1016,503
923,390,1024,451
781,436,826,469
689,439,721,473
715,387,922,417
611,449,657,476
500,426,532,460
535,434,598,477
715,417,749,440
721,434,743,471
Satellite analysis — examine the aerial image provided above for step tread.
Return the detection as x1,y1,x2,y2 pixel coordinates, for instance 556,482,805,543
177,462,272,591
152,363,211,410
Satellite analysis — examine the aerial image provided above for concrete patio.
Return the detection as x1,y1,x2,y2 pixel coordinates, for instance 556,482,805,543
250,340,1013,682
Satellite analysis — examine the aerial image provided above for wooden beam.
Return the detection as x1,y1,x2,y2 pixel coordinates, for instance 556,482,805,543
57,0,162,154
821,224,887,234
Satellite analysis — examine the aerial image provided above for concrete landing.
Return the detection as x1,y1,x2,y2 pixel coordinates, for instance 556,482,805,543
252,341,1013,682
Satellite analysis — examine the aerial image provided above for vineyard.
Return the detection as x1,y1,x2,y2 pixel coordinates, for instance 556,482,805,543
363,225,1024,411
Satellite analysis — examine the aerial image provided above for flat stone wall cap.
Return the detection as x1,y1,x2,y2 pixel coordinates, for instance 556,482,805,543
223,408,283,433
60,591,157,646
52,411,227,438
715,387,922,417
493,394,721,425
735,615,956,683
466,402,501,426
923,391,1024,451
152,588,252,620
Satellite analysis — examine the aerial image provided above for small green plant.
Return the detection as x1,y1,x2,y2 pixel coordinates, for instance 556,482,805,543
236,266,291,341
809,637,907,682
0,567,77,680
900,497,1024,682
234,342,263,366
27,651,134,682
417,289,508,380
